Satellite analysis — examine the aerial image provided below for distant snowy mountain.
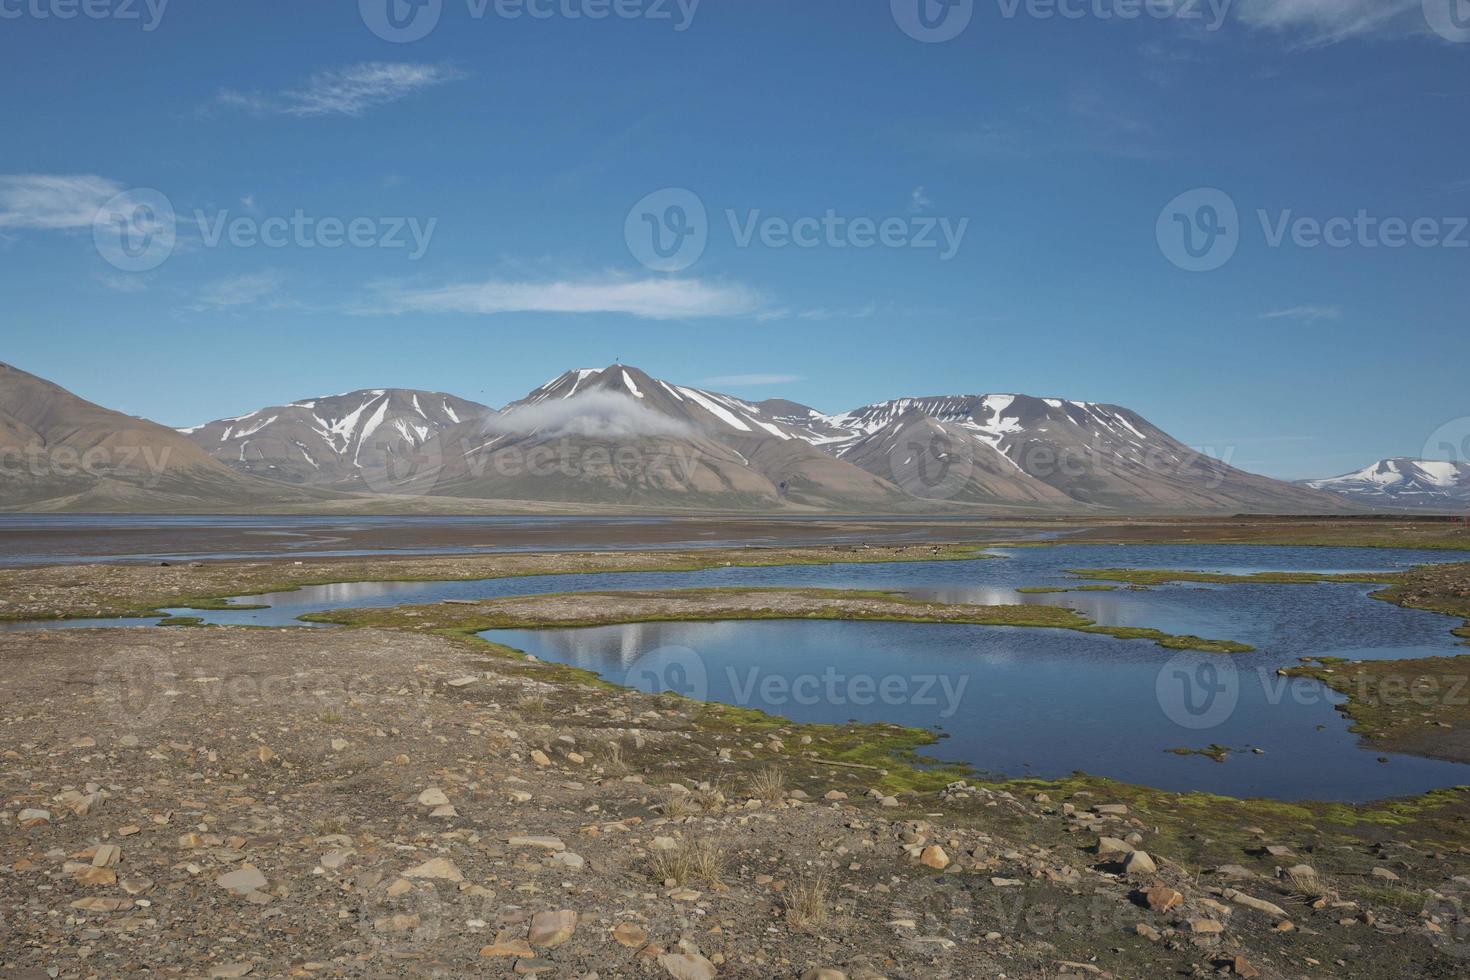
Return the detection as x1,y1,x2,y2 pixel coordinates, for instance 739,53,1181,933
164,362,1356,513
1302,459,1470,510
785,392,1344,512
180,389,492,489
428,366,906,509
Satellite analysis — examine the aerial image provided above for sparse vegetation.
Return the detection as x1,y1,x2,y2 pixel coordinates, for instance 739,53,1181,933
782,873,831,930
647,837,729,885
749,765,787,802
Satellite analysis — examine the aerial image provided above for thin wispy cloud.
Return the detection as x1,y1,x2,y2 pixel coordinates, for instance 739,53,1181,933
192,270,287,311
368,275,763,320
698,373,804,387
213,62,462,118
1262,305,1343,322
1235,0,1420,46
0,174,122,230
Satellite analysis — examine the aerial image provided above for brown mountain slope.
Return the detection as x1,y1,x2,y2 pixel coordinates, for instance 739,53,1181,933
0,362,340,511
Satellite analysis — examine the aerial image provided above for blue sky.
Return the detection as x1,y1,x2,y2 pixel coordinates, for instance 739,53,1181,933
1,0,1466,479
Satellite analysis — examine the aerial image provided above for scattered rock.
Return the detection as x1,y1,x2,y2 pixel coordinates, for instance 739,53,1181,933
527,909,578,948
659,952,717,980
403,857,464,882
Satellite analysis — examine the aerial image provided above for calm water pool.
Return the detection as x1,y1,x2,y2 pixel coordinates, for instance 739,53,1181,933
5,543,1467,800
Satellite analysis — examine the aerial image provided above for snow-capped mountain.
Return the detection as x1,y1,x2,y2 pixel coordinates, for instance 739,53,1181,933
158,362,1354,512
180,389,492,489
794,392,1343,512
1302,459,1470,510
427,366,907,509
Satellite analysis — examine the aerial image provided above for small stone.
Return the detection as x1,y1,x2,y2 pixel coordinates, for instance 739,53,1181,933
1144,885,1183,912
1188,918,1224,935
551,851,585,869
117,824,140,837
481,939,536,958
824,790,848,801
209,964,254,978
659,952,717,980
17,808,50,828
403,858,464,882
527,909,577,947
1123,850,1157,875
70,896,133,913
509,835,565,852
514,958,555,974
330,738,348,751
319,850,351,871
1371,867,1400,881
919,845,950,870
430,804,458,818
613,922,649,947
508,790,533,803
417,788,450,807
530,749,552,766
216,865,268,895
1231,956,1260,978
801,971,847,980
1096,836,1133,861
92,844,121,867
448,676,479,687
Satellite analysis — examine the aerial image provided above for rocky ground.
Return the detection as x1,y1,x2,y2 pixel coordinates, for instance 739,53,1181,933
6,620,1470,979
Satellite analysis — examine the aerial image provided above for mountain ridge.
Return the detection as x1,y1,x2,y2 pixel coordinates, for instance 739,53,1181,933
2,359,1365,514
1301,458,1470,511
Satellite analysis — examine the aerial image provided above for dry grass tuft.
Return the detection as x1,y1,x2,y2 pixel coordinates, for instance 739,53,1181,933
648,837,728,885
783,874,831,930
749,766,787,802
